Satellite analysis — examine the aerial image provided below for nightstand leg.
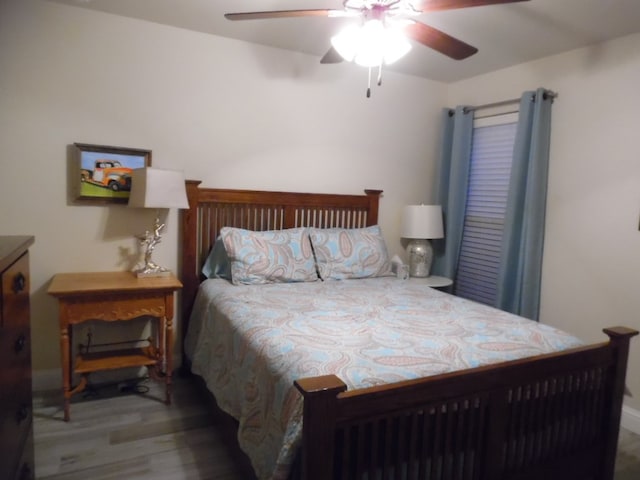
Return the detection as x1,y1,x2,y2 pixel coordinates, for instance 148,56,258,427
60,323,71,422
165,313,173,405
157,315,166,372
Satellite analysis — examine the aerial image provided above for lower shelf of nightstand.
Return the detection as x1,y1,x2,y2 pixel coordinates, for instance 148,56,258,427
75,348,158,374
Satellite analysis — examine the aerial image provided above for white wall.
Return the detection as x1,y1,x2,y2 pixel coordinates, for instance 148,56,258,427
448,33,640,412
0,0,446,374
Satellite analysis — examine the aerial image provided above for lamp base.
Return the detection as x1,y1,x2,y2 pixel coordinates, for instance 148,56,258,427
134,267,171,278
406,238,434,278
133,215,171,278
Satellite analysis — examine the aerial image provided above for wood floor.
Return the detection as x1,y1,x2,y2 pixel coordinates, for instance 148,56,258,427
34,376,640,480
33,376,256,480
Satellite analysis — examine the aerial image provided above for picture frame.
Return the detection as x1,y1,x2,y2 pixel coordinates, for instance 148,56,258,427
74,143,152,204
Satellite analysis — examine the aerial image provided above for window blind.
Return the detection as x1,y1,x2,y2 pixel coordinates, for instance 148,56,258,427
454,121,517,306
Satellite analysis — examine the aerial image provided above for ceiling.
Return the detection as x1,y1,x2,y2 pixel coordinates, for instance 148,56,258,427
49,0,640,82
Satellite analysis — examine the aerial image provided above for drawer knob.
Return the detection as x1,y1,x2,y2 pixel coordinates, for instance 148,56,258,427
12,272,26,293
15,334,27,353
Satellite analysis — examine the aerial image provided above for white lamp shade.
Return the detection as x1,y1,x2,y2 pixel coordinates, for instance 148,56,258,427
401,205,444,239
128,167,189,209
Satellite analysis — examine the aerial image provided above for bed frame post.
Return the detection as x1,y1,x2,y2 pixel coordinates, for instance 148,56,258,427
180,180,201,372
364,189,382,226
600,326,638,480
294,375,347,480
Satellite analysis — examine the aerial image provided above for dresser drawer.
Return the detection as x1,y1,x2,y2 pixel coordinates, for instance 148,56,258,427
0,379,33,479
0,250,31,399
0,421,33,480
14,427,35,480
1,252,30,329
0,252,32,411
0,323,31,373
0,238,34,480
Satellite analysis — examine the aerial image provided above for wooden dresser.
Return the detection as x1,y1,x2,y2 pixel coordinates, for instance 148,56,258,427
0,236,35,480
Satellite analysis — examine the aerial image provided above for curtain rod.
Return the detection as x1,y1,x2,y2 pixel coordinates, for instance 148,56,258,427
474,109,519,120
463,90,558,114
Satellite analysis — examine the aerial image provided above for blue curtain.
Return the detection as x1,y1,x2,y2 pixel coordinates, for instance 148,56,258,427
431,106,473,280
495,88,554,320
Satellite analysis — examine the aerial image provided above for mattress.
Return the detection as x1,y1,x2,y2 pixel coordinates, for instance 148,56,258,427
184,277,583,480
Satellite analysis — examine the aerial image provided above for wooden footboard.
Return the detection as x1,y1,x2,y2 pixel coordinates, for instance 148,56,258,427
295,327,637,480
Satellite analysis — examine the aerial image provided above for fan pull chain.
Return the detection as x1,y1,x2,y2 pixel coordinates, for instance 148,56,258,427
365,64,384,98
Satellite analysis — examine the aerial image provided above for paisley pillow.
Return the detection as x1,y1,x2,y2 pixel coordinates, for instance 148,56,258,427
309,225,391,280
220,227,318,285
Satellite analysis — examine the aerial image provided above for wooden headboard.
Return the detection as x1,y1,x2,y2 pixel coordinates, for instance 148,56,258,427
179,181,383,349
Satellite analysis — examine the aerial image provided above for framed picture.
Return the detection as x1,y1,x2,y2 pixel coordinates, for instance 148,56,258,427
74,143,152,203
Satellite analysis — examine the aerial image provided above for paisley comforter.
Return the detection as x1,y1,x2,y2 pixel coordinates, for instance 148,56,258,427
184,277,583,480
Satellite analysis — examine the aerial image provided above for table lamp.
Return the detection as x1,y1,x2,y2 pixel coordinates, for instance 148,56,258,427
128,167,189,277
401,205,444,278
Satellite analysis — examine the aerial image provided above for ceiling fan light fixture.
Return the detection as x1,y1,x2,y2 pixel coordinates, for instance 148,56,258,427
330,24,359,62
331,19,412,67
354,19,386,67
381,27,412,65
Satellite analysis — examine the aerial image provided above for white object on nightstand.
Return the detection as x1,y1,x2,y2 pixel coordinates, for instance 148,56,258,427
411,275,453,288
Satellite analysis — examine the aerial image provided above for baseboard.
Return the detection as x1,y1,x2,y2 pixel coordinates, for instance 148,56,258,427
32,368,61,393
622,404,640,435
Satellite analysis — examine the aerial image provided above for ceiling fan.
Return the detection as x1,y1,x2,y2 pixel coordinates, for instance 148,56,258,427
225,0,530,64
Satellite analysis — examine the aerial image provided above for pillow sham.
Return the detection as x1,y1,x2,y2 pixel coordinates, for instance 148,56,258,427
309,225,391,280
201,236,232,280
220,227,318,285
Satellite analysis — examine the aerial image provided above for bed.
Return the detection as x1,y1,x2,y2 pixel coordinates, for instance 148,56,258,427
180,180,637,480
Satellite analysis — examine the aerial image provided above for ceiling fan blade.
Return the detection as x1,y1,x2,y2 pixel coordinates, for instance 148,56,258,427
320,46,343,64
404,21,478,60
414,0,529,12
225,10,333,21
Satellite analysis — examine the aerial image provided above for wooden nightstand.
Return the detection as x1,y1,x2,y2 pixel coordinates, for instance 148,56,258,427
47,271,182,421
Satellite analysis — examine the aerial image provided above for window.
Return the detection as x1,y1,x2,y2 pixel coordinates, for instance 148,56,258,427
454,115,517,306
